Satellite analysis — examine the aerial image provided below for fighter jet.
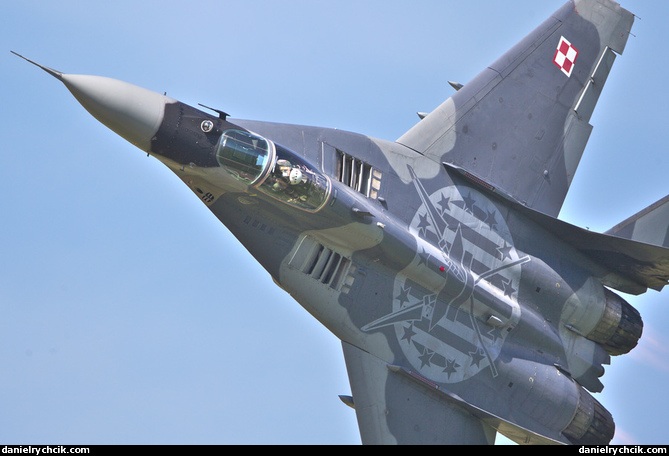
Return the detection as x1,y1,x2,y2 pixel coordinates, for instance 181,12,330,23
14,0,669,445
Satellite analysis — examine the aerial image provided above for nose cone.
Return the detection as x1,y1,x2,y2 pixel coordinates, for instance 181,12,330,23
13,52,175,152
61,74,175,151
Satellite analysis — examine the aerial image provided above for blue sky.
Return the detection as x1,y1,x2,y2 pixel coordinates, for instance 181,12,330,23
2,0,668,445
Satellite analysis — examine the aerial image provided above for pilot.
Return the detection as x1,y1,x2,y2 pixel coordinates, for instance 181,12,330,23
267,159,288,192
277,159,292,178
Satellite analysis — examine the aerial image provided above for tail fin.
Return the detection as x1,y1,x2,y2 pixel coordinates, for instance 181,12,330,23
606,195,669,248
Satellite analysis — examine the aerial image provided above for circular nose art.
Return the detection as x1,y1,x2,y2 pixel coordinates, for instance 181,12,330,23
201,120,214,132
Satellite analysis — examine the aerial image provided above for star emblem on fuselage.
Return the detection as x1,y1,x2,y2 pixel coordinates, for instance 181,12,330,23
362,166,530,383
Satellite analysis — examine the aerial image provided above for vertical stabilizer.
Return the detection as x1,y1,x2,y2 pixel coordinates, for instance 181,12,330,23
606,195,669,249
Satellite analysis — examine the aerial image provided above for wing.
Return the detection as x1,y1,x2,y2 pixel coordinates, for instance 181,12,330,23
397,0,634,217
341,341,564,445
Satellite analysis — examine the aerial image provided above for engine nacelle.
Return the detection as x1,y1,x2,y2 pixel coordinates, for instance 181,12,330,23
496,357,615,444
584,288,643,356
562,279,643,356
562,385,615,445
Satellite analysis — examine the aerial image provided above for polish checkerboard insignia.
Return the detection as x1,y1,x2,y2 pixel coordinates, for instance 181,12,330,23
553,36,579,77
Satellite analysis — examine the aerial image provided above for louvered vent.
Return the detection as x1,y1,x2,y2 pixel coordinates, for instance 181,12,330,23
335,150,382,199
289,236,356,293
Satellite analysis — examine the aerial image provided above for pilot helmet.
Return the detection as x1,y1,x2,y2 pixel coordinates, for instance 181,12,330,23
289,168,303,185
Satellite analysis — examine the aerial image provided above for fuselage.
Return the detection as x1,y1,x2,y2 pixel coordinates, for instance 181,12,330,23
145,99,630,443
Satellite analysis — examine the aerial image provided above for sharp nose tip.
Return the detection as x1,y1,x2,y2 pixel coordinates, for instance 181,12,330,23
60,74,174,151
12,52,174,152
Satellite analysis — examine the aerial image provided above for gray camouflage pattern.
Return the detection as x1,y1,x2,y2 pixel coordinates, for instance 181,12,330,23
18,0,669,445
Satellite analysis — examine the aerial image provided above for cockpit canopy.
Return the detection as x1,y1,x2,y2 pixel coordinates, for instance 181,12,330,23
216,129,271,185
216,129,331,212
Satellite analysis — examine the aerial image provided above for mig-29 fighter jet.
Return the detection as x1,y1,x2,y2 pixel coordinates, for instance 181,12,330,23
14,0,669,445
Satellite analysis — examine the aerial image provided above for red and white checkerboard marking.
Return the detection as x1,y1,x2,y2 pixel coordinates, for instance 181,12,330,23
553,36,579,77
